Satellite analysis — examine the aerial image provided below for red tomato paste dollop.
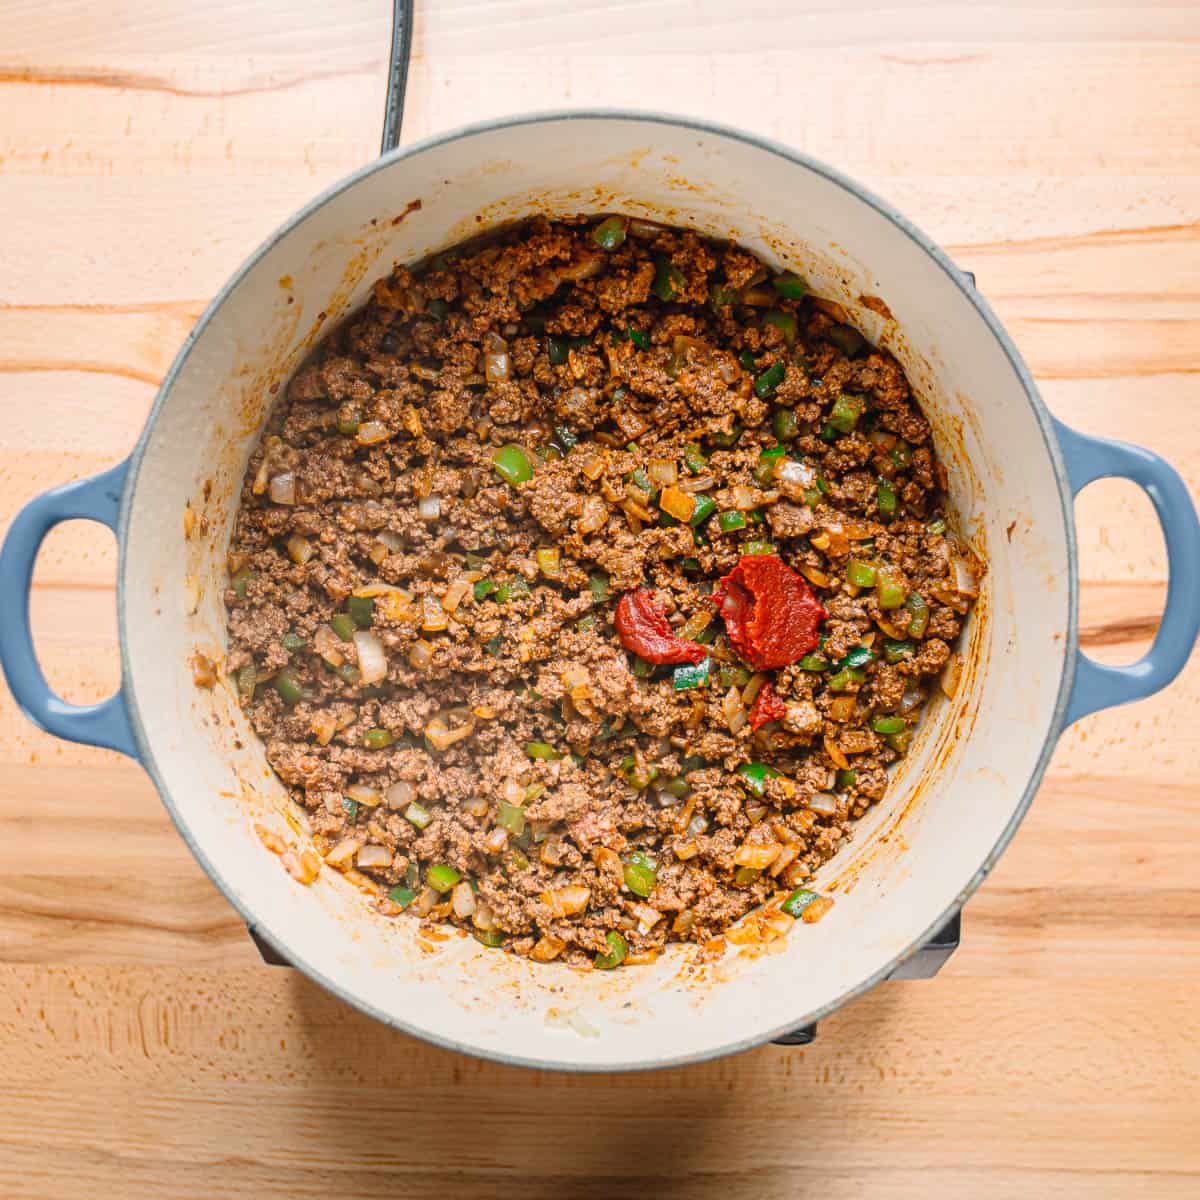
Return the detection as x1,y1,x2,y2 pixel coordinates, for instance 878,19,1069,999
713,554,826,670
614,588,708,666
748,678,788,730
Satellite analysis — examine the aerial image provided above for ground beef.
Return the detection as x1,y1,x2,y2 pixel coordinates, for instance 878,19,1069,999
225,215,981,968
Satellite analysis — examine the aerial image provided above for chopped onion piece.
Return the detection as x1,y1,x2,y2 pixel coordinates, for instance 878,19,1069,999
425,711,474,751
734,843,781,869
473,902,498,931
311,711,338,746
485,352,511,383
346,784,382,807
451,881,477,918
357,844,393,869
441,576,472,613
285,534,313,564
269,472,296,505
823,734,850,770
384,781,414,810
722,685,747,734
313,624,345,667
647,459,678,487
418,495,441,521
421,593,448,632
808,791,839,816
324,837,364,868
777,459,816,488
357,420,390,445
540,885,590,917
577,495,609,534
353,631,388,684
484,827,509,854
408,639,434,671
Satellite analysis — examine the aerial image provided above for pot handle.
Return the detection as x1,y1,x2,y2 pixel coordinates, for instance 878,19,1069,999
381,0,415,154
0,459,139,758
1054,418,1200,726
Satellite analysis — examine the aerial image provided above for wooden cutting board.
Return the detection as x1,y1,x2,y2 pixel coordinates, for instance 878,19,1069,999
1,2,1197,1195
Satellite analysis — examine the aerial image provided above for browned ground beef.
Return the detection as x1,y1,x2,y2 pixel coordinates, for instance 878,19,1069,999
225,215,980,968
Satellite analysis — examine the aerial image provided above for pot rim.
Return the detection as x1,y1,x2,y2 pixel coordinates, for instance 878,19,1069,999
116,107,1078,1072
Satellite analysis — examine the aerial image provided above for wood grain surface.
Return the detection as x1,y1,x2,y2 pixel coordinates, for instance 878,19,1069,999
1,1,1198,1195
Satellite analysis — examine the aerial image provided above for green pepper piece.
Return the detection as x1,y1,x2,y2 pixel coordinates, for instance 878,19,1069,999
347,595,374,628
826,323,867,358
652,259,685,301
837,645,877,670
754,361,787,400
872,715,907,735
718,510,747,532
594,930,628,969
495,577,531,603
877,478,898,519
711,424,743,449
425,298,448,321
781,888,821,918
588,572,610,605
754,444,787,486
877,567,907,610
737,761,780,796
388,885,417,909
738,349,758,372
884,729,913,755
829,393,865,434
497,800,526,836
709,283,740,310
734,866,762,887
836,768,858,790
363,727,393,750
827,667,865,692
763,309,798,344
525,741,560,761
330,613,356,641
719,665,753,690
623,852,659,897
891,441,913,469
927,517,947,536
689,495,717,527
336,662,361,685
619,756,658,790
628,325,650,350
474,928,505,948
773,407,800,441
235,663,257,702
593,215,628,250
427,864,460,894
883,638,915,664
846,559,878,588
342,798,359,825
906,592,930,638
798,654,829,672
683,443,708,474
818,422,839,442
474,578,497,601
547,336,569,365
281,632,306,653
274,668,304,706
231,567,253,599
672,658,710,690
553,424,578,452
337,404,361,436
772,272,809,300
484,633,503,656
492,444,534,486
742,539,774,556
660,775,692,799
404,801,432,829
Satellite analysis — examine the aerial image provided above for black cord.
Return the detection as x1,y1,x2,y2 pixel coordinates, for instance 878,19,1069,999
381,0,415,154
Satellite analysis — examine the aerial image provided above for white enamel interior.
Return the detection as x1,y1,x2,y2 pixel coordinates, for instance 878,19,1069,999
120,114,1072,1070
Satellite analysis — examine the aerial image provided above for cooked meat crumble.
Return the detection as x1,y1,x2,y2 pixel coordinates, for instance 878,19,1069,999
225,214,981,968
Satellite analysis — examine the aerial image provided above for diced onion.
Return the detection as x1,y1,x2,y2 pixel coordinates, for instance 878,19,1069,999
473,903,498,932
357,844,393,869
384,781,414,810
799,564,831,589
734,843,781,869
577,495,608,534
311,711,338,746
451,881,477,918
485,352,511,383
356,420,389,445
484,827,509,854
421,593,448,632
353,630,388,684
941,653,964,699
808,792,839,816
441,576,472,613
687,812,708,838
426,712,474,751
408,639,434,671
722,685,747,734
418,495,441,521
285,534,313,564
777,459,816,488
647,459,678,487
729,485,758,511
346,783,382,807
540,885,590,917
559,254,603,281
823,733,850,769
531,935,565,962
313,624,345,667
629,217,668,238
269,472,296,505
324,837,364,868
900,686,925,713
631,902,663,933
